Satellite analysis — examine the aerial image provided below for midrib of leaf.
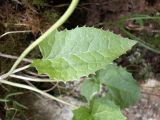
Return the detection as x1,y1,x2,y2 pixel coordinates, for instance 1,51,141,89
44,50,120,74
46,49,117,60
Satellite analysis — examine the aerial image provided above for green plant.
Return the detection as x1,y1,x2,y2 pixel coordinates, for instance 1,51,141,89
0,0,140,119
117,14,160,54
0,92,27,120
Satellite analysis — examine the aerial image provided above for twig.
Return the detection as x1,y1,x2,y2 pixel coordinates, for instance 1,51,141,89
24,70,48,78
22,80,43,99
0,65,31,80
43,83,58,92
0,52,32,63
10,74,57,82
23,79,37,88
0,30,32,39
12,65,31,74
10,74,59,92
0,79,77,108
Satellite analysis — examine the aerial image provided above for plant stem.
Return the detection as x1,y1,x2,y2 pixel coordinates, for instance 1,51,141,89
1,0,79,79
0,30,32,39
0,79,77,108
10,74,56,82
0,52,32,63
12,65,31,74
0,65,31,79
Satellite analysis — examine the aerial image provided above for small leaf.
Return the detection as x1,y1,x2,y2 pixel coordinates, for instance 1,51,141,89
73,106,93,120
33,27,137,81
96,64,140,108
73,98,126,120
80,78,100,101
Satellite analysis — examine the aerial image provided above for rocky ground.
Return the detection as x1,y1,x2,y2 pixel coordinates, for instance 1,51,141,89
2,79,158,120
125,79,160,120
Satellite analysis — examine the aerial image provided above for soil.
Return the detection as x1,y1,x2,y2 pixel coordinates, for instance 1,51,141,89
0,0,160,120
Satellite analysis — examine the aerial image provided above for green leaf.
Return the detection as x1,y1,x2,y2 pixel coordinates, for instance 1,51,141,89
96,64,140,108
73,98,126,120
73,106,93,120
32,27,137,81
80,78,100,101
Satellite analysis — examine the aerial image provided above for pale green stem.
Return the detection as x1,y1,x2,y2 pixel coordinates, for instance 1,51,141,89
10,74,57,82
0,30,32,39
0,65,31,79
0,79,77,108
12,65,31,74
1,0,79,79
